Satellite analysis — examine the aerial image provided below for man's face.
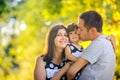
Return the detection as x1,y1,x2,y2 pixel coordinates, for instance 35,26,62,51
78,19,90,41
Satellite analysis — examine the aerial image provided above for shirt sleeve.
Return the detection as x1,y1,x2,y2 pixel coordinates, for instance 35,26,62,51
81,40,103,64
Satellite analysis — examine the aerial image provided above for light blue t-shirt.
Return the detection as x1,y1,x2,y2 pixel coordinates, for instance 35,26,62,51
78,35,116,80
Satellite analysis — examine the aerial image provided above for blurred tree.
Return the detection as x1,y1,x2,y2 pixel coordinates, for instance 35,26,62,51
43,0,62,14
0,0,9,15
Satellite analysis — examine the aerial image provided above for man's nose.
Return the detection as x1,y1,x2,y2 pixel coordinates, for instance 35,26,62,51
77,29,80,34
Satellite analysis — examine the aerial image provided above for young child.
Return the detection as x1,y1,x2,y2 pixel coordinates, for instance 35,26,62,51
65,23,84,80
65,23,83,62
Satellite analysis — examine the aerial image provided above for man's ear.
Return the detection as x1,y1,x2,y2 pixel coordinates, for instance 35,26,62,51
89,27,97,34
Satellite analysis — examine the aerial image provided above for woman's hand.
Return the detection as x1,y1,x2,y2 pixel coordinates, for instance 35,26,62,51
50,62,72,80
107,35,116,52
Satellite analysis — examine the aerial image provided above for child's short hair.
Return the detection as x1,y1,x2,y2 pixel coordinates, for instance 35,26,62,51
67,23,78,33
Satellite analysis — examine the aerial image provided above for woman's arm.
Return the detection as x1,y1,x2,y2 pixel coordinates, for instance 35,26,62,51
107,35,116,52
65,45,78,62
34,56,46,80
50,62,72,80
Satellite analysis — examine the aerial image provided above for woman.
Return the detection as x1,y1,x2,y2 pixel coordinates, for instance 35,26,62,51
34,24,71,80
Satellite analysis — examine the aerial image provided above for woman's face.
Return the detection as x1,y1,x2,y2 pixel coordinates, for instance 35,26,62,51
54,29,68,49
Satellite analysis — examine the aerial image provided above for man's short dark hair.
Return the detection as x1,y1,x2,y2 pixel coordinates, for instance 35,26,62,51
79,10,103,32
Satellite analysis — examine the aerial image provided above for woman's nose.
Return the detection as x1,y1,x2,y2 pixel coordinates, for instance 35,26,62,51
61,35,68,39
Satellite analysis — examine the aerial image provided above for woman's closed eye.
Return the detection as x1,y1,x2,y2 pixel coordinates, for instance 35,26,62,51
56,33,64,36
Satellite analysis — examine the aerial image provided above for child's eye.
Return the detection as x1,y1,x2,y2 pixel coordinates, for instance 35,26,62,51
75,32,77,34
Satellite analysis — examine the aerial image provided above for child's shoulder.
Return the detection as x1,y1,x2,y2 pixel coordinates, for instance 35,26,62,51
67,42,73,46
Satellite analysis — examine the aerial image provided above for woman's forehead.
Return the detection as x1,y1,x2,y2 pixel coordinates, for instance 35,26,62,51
57,29,66,33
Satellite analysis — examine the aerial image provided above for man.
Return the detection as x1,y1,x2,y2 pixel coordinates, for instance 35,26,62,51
67,10,116,80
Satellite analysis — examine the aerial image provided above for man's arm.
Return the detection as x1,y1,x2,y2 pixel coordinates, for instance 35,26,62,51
67,57,89,80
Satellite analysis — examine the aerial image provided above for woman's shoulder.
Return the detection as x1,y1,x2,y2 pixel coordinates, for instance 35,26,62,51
36,55,45,64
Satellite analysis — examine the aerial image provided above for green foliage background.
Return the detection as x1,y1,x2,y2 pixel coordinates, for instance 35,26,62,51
0,0,120,80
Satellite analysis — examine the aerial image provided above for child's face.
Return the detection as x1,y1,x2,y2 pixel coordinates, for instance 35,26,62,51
68,29,80,43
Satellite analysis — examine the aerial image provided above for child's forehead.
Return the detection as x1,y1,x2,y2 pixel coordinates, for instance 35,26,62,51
69,29,77,33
